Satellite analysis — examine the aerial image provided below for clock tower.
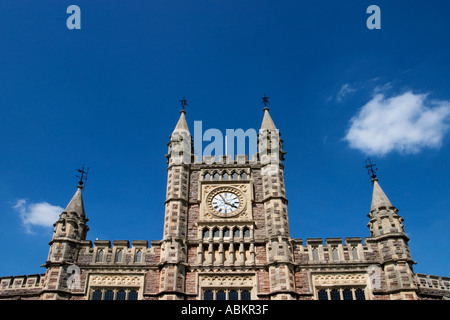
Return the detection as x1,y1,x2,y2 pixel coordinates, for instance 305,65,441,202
160,97,296,300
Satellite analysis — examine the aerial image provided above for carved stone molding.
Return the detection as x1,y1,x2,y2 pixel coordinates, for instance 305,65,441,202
313,273,367,286
89,274,143,287
199,273,255,287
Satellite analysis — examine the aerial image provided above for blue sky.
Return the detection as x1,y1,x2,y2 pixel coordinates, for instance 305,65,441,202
0,1,449,277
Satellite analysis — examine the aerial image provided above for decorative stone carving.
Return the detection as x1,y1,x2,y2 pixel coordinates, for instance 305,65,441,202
199,274,255,287
313,273,367,286
89,274,143,287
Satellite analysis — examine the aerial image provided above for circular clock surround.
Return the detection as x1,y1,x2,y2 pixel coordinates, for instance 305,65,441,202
206,187,246,218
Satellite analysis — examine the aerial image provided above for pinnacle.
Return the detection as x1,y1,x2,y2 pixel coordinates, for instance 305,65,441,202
260,108,277,130
371,179,394,211
172,108,190,133
64,187,85,216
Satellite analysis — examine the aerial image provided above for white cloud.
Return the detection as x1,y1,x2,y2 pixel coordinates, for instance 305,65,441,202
344,90,450,156
336,83,356,102
13,199,63,234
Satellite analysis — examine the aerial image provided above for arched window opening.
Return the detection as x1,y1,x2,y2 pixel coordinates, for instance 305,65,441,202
343,289,353,300
135,250,142,263
241,290,251,300
96,249,104,262
318,289,328,300
92,290,102,300
115,249,123,262
204,290,213,300
116,290,126,300
128,290,138,300
104,290,114,300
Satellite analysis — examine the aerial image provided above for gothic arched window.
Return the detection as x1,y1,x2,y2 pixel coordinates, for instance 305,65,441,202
213,172,220,181
223,227,230,238
355,288,365,300
213,228,220,238
222,172,229,180
216,290,226,300
241,290,251,300
332,248,339,261
92,290,102,300
116,290,126,300
96,249,104,262
204,173,211,181
115,249,123,262
243,227,250,238
343,289,353,300
203,228,210,239
135,250,142,263
128,290,138,300
104,290,114,300
203,290,213,300
241,172,247,180
231,172,238,180
352,247,359,260
318,289,328,300
233,228,240,238
229,290,238,300
330,289,340,300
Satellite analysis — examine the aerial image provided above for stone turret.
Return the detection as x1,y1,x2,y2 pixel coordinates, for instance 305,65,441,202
367,178,418,300
258,100,295,300
41,184,89,299
160,103,192,300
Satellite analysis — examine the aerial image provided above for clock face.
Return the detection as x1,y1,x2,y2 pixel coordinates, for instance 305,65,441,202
212,192,240,215
206,187,245,218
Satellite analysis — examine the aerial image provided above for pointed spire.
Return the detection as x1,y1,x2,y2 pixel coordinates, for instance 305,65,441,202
172,97,190,134
371,179,394,211
64,187,86,217
260,95,277,130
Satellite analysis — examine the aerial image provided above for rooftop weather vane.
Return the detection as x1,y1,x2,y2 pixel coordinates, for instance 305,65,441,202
262,94,270,109
76,165,89,188
364,157,378,181
179,97,188,110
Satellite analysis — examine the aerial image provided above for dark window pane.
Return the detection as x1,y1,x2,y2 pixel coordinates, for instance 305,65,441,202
204,290,213,300
223,228,230,237
104,290,114,300
343,289,353,300
330,289,340,300
241,290,251,300
135,250,142,262
229,290,238,300
216,290,226,300
213,228,220,238
233,228,240,238
355,288,365,300
92,290,102,300
128,290,138,300
203,229,210,238
116,290,126,300
318,289,328,300
243,228,250,238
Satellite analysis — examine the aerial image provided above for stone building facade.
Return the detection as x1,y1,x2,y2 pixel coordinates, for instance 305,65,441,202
1,104,449,300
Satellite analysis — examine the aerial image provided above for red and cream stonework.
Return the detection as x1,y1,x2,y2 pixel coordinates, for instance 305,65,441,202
1,107,449,300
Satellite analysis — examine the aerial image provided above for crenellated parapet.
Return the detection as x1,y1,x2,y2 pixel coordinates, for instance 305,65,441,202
76,239,161,267
416,273,450,300
0,274,45,299
291,237,374,265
